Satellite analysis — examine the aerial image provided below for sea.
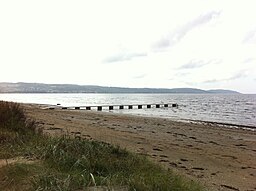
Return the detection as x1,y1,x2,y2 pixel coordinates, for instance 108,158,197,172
0,93,255,129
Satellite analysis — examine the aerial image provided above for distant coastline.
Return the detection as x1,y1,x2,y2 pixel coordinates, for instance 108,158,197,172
0,82,241,94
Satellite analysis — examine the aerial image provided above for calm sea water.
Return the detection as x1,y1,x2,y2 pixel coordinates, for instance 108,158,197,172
0,93,255,128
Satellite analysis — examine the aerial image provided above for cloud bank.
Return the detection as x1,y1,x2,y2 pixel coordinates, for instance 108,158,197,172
104,52,147,63
153,11,221,51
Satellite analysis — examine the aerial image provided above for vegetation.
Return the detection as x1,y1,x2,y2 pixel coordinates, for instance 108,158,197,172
0,101,204,191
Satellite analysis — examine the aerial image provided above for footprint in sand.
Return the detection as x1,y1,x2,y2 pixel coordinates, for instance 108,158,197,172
235,144,247,147
180,158,189,162
159,159,169,163
71,131,81,135
179,166,188,169
241,166,255,169
221,155,238,160
37,121,45,125
192,167,205,170
220,184,239,191
47,127,62,130
169,162,178,167
209,141,222,146
153,148,163,151
174,133,187,137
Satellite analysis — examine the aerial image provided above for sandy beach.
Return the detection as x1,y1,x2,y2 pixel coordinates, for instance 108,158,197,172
24,104,256,191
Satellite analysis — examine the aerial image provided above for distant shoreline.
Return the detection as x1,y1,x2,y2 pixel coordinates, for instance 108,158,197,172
0,82,241,94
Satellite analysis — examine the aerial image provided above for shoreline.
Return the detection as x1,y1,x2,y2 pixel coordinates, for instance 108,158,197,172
24,103,256,191
39,102,256,131
182,119,256,131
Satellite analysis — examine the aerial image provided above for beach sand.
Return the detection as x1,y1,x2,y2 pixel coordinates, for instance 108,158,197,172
24,104,256,191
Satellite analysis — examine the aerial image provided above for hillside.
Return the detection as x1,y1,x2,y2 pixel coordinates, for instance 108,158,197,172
207,89,241,94
0,82,240,94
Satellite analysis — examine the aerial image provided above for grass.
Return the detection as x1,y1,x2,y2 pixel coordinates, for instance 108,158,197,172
0,101,205,191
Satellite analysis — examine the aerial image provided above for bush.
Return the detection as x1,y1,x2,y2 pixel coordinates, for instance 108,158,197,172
0,101,37,145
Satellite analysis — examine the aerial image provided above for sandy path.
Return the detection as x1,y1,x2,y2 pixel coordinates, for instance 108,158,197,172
24,104,256,191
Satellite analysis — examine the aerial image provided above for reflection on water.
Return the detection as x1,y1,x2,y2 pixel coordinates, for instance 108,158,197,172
0,93,255,127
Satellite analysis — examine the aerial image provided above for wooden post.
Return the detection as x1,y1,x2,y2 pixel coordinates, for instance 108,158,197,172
156,104,160,108
86,107,91,110
164,104,168,107
172,103,177,107
97,106,102,111
119,105,124,109
75,107,80,110
109,106,114,110
138,105,142,109
147,105,151,108
128,105,133,109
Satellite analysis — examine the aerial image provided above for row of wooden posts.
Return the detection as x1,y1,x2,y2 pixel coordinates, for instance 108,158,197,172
58,103,178,111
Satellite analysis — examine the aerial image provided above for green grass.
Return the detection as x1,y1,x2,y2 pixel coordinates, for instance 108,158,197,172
0,101,205,191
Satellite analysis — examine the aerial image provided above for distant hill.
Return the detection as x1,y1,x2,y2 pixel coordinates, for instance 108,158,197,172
0,82,241,94
207,89,241,94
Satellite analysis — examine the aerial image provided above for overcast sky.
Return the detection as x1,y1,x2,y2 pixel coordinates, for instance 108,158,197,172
0,0,255,93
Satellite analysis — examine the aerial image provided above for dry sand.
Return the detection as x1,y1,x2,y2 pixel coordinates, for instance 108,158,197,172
24,104,256,191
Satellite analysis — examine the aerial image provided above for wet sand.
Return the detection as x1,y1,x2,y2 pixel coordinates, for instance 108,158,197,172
24,104,256,191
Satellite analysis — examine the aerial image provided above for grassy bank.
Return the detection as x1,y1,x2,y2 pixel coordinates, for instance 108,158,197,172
0,101,204,191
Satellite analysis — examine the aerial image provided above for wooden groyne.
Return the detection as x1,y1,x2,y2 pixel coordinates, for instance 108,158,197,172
49,103,178,111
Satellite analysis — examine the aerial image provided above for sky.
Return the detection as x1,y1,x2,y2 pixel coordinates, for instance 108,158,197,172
0,0,256,93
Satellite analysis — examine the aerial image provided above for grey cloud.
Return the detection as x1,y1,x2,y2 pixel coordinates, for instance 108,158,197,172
228,72,247,80
243,29,256,44
178,59,222,70
203,71,248,84
179,60,207,69
104,52,147,63
203,79,219,84
154,38,170,49
153,11,221,50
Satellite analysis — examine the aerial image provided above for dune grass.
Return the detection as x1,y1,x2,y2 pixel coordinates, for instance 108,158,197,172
0,101,204,191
